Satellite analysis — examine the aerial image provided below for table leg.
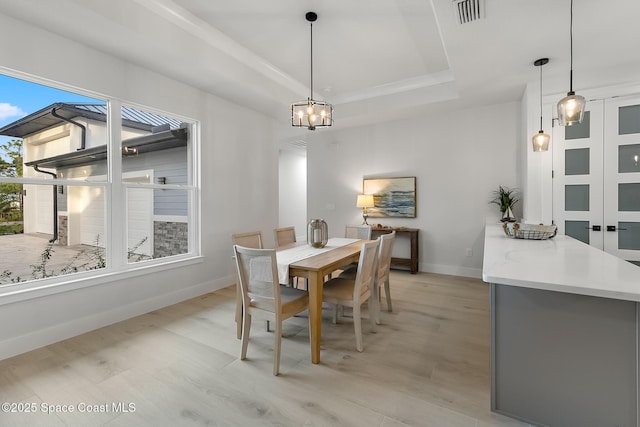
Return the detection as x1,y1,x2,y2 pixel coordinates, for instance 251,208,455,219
308,271,323,364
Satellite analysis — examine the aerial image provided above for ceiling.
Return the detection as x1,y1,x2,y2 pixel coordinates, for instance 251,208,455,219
1,0,640,138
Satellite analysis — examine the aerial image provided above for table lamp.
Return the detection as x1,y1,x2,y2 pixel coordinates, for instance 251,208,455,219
356,194,375,225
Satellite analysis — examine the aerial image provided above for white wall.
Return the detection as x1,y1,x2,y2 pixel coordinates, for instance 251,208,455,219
306,101,521,278
278,148,307,242
0,13,280,359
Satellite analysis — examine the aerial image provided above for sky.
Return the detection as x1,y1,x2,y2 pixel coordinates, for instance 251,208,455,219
0,73,102,154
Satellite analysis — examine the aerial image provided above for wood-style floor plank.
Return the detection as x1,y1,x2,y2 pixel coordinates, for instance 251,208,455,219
0,272,533,426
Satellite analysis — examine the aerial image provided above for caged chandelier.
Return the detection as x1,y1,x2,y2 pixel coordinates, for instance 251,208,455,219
290,11,333,130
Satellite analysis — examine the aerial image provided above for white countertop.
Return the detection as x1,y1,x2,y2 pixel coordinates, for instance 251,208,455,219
482,220,640,302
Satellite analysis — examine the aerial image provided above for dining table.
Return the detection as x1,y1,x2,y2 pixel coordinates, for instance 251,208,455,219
276,238,365,364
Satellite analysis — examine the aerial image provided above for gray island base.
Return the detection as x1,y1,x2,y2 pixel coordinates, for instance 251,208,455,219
483,221,640,427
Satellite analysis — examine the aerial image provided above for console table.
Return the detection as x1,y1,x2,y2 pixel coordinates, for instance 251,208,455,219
371,226,419,274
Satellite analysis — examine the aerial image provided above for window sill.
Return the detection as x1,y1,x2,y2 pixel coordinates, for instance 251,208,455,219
0,255,204,306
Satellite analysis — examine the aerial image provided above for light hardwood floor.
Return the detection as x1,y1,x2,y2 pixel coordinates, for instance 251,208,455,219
0,272,532,427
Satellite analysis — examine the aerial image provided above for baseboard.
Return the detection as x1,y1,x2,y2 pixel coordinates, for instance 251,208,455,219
420,263,483,279
0,274,235,361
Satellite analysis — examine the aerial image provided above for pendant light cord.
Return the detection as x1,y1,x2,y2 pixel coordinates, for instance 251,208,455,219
309,21,314,99
539,64,544,130
569,0,574,93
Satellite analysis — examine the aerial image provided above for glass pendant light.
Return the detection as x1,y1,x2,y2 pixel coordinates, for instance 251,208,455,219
557,0,585,126
532,58,550,152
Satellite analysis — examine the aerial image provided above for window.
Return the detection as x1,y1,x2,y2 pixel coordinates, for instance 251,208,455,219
0,73,199,289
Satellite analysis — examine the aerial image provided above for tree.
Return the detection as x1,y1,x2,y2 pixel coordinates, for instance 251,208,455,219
0,139,24,220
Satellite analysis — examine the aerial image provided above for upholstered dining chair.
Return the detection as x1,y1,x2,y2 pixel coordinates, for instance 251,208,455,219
345,224,372,240
339,231,395,324
233,245,310,376
274,226,296,247
231,231,263,339
322,239,380,352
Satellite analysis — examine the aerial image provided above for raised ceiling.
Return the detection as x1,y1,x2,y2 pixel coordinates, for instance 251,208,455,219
1,0,639,134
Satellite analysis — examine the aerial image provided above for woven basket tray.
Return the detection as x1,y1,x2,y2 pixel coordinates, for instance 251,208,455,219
503,223,557,240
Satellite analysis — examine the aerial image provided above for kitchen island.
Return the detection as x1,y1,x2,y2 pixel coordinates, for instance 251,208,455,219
483,220,640,427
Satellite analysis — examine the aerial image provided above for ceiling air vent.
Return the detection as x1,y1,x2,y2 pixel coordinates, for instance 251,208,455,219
453,0,485,25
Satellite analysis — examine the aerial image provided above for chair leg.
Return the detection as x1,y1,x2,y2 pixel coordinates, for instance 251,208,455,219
240,313,251,360
235,285,243,339
266,320,270,332
353,304,363,352
369,299,377,333
332,304,338,324
273,319,282,376
373,289,381,326
384,279,392,312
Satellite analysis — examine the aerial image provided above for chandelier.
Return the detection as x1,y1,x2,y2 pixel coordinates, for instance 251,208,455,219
290,12,333,130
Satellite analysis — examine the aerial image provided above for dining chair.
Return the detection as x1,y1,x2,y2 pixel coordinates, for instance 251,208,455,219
339,231,395,325
231,231,263,249
274,226,307,289
233,245,310,376
338,224,373,276
345,224,372,240
274,226,297,247
374,231,395,322
231,231,263,339
322,239,380,352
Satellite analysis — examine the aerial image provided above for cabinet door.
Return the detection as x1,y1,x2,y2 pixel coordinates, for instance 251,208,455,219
604,96,640,265
552,100,604,249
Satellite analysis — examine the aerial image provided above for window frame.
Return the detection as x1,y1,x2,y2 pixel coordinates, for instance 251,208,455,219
0,74,202,302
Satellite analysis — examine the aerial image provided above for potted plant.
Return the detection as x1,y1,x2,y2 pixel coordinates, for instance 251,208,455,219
490,185,519,222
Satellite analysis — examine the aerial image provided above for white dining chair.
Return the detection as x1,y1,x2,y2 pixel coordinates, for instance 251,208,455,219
374,231,395,322
345,224,372,240
338,224,373,276
322,239,380,352
233,245,310,376
274,226,307,289
231,231,263,339
339,231,395,324
274,226,297,247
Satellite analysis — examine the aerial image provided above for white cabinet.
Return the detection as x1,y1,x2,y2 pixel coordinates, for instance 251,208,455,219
553,95,640,265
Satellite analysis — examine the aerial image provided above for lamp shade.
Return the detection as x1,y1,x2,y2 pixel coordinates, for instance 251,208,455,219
356,194,374,208
532,131,550,152
557,92,586,126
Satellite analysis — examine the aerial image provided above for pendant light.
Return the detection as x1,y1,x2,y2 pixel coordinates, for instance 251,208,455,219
557,0,585,126
532,58,550,152
290,12,333,130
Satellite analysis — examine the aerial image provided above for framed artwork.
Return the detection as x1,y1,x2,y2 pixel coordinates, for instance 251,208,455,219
363,176,416,218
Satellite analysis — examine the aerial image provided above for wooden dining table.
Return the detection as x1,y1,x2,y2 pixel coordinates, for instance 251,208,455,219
283,240,365,364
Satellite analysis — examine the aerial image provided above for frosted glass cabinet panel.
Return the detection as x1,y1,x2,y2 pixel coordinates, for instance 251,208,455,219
619,183,640,212
565,185,590,211
565,111,591,140
618,105,640,135
565,148,590,175
618,144,640,173
619,222,640,251
565,220,590,245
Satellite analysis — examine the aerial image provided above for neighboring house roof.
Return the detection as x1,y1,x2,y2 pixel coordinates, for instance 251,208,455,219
0,102,183,138
24,127,188,169
0,102,188,170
